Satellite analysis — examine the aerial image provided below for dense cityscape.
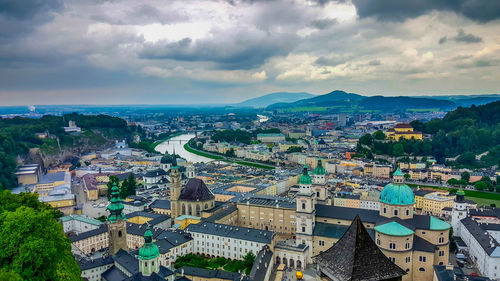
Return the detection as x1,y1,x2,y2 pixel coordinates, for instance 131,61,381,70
1,0,500,281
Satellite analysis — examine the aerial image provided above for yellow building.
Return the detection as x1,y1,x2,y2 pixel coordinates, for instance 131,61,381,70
174,215,201,229
386,123,423,141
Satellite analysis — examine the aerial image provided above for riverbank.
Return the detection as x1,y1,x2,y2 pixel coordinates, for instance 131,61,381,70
184,142,275,170
152,131,185,149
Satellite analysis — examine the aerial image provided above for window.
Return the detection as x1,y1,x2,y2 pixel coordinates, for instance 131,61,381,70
377,239,380,245
118,231,122,237
438,251,445,257
438,237,445,243
302,203,306,209
419,256,426,262
405,257,410,263
405,242,410,249
394,210,398,216
319,241,325,246
384,208,386,213
419,268,425,272
389,243,396,249
302,227,306,232
406,210,409,216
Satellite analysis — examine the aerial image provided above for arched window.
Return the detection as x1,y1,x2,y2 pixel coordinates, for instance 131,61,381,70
384,208,386,213
419,268,425,272
406,209,409,216
302,203,306,209
182,204,186,215
196,204,201,216
118,231,122,237
205,203,208,209
394,209,398,216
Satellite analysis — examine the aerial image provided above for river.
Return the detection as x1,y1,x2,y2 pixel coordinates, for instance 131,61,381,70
155,133,212,163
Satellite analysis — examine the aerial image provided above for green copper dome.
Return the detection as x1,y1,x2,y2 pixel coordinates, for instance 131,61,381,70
107,182,125,223
374,221,414,237
313,158,326,175
139,226,160,260
393,167,404,176
299,165,312,185
380,183,415,205
430,216,450,231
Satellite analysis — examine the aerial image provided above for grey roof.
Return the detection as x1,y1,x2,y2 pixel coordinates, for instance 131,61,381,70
203,204,238,223
124,267,175,281
314,222,375,240
179,178,214,201
413,235,436,253
38,171,66,184
150,199,170,210
126,222,164,237
114,249,139,275
155,231,193,254
249,245,273,281
314,216,406,281
69,224,108,242
414,189,434,197
102,266,129,281
433,265,491,281
185,222,275,244
144,169,167,177
315,205,379,224
176,266,242,281
78,256,114,271
461,217,500,256
238,195,295,209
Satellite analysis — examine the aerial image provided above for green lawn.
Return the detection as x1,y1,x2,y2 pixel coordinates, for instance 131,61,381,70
174,253,254,275
465,196,500,207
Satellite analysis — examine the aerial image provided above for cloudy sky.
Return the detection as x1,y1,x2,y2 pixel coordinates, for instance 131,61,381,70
1,0,499,105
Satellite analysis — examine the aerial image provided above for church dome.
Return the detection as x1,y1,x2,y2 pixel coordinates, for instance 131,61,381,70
380,183,415,205
139,226,160,260
299,165,312,185
313,158,326,175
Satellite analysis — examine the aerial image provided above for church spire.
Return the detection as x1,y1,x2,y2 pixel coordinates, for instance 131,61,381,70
107,182,125,223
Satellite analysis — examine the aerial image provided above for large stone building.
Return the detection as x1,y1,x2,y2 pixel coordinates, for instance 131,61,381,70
170,163,215,219
386,123,423,141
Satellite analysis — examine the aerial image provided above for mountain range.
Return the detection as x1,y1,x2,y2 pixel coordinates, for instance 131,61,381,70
233,92,313,108
234,90,500,112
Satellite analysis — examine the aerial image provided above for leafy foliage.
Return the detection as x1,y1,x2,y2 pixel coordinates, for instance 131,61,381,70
0,191,80,281
174,253,254,274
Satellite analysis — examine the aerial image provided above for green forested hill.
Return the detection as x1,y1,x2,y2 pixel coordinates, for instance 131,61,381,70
0,113,135,188
358,101,500,168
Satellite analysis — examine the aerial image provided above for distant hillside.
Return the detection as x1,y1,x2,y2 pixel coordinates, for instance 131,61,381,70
359,96,455,110
267,90,363,109
267,90,455,112
235,92,313,108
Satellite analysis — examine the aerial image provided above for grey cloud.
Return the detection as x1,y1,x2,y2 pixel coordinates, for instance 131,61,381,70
139,33,298,70
310,19,337,29
439,36,447,44
368,59,381,66
314,55,351,66
451,29,482,43
351,0,500,22
455,58,498,68
91,4,186,25
0,0,62,39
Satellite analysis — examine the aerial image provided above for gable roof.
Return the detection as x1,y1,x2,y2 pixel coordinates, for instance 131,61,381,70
179,178,215,201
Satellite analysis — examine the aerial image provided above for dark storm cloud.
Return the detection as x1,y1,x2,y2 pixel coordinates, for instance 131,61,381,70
351,0,500,22
139,33,298,70
0,0,63,39
452,29,482,43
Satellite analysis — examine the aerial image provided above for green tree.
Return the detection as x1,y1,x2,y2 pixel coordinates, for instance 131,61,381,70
0,153,17,189
461,171,470,183
120,179,129,199
286,146,303,154
373,130,386,140
475,181,487,191
0,206,81,281
0,269,22,281
243,251,256,273
107,175,120,199
126,174,137,198
392,143,405,157
404,173,410,181
225,148,235,157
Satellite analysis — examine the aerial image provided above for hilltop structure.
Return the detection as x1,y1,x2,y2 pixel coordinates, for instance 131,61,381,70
386,123,422,141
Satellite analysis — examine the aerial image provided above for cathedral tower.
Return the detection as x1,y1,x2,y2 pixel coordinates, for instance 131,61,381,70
107,182,127,255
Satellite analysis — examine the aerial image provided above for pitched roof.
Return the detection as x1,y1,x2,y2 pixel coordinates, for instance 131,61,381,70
179,178,215,201
374,221,414,237
314,215,406,281
315,204,379,224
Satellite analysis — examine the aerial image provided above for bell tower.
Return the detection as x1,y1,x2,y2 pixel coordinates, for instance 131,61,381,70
170,157,182,219
138,226,160,276
296,165,315,262
107,182,127,255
